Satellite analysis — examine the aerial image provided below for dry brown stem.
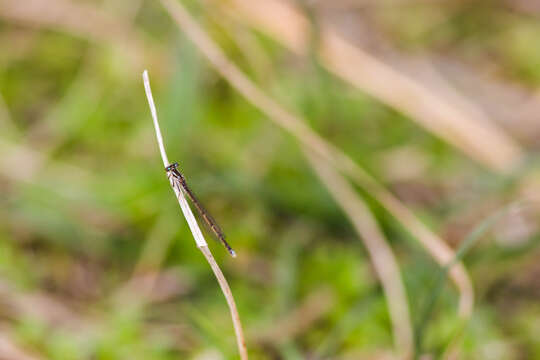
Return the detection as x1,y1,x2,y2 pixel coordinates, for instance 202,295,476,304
305,148,413,357
158,0,473,320
200,246,248,360
227,0,523,174
0,0,161,70
0,333,43,360
143,70,248,359
254,288,334,345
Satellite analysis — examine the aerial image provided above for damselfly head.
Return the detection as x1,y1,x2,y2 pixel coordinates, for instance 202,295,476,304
165,162,179,172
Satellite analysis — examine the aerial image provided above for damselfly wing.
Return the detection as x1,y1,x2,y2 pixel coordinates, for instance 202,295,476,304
166,162,236,257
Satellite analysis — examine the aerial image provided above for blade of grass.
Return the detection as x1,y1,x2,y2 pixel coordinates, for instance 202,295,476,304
142,70,248,360
0,0,152,69
0,332,43,360
305,148,413,357
414,202,523,358
158,0,473,325
226,0,523,174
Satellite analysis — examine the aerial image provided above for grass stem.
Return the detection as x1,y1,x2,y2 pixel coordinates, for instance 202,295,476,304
142,70,248,360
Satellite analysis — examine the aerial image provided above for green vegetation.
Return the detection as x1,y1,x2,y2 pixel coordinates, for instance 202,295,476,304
1,0,540,359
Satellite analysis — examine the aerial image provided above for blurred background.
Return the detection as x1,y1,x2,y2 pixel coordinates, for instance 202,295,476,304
1,0,540,359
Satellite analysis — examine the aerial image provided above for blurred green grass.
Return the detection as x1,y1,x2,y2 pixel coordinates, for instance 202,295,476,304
1,0,540,359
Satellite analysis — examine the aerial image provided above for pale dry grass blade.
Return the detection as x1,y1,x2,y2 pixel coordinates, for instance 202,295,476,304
199,246,248,359
305,148,413,358
227,0,523,174
0,0,158,70
0,138,91,185
113,268,190,304
142,70,248,360
254,288,334,346
337,153,474,317
0,333,43,360
158,0,473,320
0,280,86,330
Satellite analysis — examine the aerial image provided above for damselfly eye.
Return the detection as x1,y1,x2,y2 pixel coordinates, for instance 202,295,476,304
165,162,180,172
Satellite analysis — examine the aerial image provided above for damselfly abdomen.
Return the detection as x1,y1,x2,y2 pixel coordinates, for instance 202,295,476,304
166,162,236,257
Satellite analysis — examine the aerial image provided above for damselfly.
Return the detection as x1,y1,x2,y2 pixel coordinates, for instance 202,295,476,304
166,162,236,257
